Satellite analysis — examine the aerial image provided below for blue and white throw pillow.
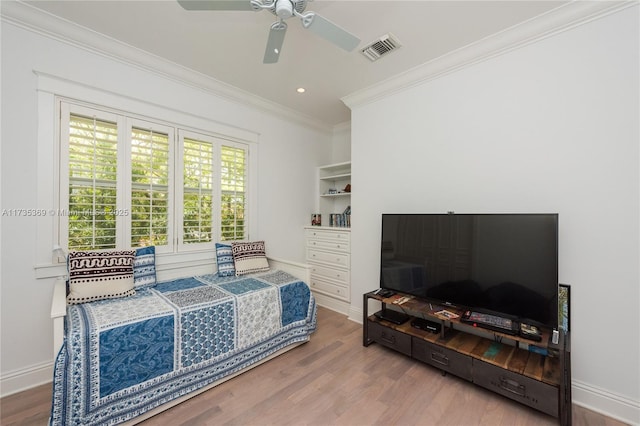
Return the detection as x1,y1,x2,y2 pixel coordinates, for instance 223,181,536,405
216,243,235,277
133,246,157,289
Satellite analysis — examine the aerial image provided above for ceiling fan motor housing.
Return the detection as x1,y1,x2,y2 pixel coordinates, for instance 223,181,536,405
268,0,308,19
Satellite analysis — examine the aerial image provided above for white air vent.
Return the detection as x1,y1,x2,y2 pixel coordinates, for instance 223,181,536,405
361,33,401,62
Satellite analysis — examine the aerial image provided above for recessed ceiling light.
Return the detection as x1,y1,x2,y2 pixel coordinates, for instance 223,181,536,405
296,87,306,93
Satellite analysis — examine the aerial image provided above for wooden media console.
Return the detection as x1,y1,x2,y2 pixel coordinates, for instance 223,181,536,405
363,291,572,425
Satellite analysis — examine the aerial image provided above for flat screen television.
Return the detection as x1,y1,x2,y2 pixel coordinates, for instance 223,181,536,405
380,213,558,330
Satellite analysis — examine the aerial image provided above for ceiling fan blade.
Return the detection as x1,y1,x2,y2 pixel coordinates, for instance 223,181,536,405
177,0,255,11
263,21,287,64
301,13,360,52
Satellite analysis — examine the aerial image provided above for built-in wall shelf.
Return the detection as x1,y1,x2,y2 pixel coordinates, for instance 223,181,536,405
317,161,351,226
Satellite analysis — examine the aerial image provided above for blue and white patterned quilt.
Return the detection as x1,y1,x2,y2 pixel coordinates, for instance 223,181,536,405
50,270,316,425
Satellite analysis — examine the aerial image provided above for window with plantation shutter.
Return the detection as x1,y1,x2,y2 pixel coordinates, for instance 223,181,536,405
130,125,171,247
67,113,119,250
220,145,246,241
182,136,214,245
59,100,251,255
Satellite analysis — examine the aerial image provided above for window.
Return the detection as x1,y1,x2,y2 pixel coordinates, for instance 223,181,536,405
220,146,246,240
65,111,119,250
130,124,171,247
59,101,248,253
181,134,214,246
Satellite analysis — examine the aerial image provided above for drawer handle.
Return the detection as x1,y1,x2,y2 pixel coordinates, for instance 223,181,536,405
499,377,526,397
380,332,396,345
430,352,449,366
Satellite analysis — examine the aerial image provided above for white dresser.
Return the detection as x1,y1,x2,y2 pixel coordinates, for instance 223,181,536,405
305,226,351,313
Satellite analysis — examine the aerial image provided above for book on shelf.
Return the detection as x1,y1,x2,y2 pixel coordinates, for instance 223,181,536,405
329,213,351,227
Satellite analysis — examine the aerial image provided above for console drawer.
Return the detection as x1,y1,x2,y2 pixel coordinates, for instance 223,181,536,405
473,359,558,417
306,238,350,252
309,276,349,301
412,338,473,381
368,321,411,356
306,248,350,268
309,264,349,285
305,228,350,243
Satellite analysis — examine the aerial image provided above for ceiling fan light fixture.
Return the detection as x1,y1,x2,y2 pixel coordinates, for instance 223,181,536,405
275,0,293,19
296,87,306,93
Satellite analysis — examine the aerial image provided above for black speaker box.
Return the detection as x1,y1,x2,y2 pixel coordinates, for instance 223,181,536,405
411,318,441,334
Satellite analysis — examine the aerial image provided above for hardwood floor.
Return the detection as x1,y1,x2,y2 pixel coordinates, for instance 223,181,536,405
0,307,628,426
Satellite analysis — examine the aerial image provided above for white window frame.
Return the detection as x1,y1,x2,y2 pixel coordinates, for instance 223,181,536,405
57,99,252,257
177,129,218,252
126,117,175,254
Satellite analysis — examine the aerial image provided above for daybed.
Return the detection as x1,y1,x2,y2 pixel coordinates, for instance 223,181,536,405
49,251,316,426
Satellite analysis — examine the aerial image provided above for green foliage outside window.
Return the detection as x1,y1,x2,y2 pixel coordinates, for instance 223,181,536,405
66,110,249,251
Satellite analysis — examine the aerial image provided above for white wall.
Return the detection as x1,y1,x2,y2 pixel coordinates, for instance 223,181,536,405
331,122,351,164
349,5,639,424
0,20,330,394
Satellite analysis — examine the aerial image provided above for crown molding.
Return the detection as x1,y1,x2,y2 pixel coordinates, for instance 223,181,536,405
342,1,637,110
1,0,333,134
332,121,351,134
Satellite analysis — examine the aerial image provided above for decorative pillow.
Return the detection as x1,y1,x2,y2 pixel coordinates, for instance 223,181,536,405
215,243,235,277
133,246,157,289
67,250,136,304
231,241,269,276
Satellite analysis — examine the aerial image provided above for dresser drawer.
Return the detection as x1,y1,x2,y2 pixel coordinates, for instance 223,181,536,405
305,228,350,243
412,338,472,381
368,321,412,356
473,359,558,417
306,237,350,252
309,264,349,285
309,276,349,301
306,248,350,268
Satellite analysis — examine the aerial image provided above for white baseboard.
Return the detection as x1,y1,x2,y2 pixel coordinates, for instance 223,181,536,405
0,361,53,398
312,292,350,316
573,379,640,425
348,305,363,325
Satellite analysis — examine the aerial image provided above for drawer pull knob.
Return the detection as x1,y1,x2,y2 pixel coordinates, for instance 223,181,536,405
431,352,449,366
499,377,526,397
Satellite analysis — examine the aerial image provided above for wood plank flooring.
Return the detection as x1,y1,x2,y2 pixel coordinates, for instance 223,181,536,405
0,307,628,426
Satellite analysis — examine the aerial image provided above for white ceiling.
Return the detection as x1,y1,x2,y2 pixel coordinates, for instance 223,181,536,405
21,0,568,127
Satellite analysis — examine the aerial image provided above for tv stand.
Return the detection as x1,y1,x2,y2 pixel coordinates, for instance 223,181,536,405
363,291,572,425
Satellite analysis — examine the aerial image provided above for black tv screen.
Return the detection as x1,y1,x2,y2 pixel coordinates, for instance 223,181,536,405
380,213,558,329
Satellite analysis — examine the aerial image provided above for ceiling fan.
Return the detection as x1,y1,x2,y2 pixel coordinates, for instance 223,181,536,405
178,0,361,64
